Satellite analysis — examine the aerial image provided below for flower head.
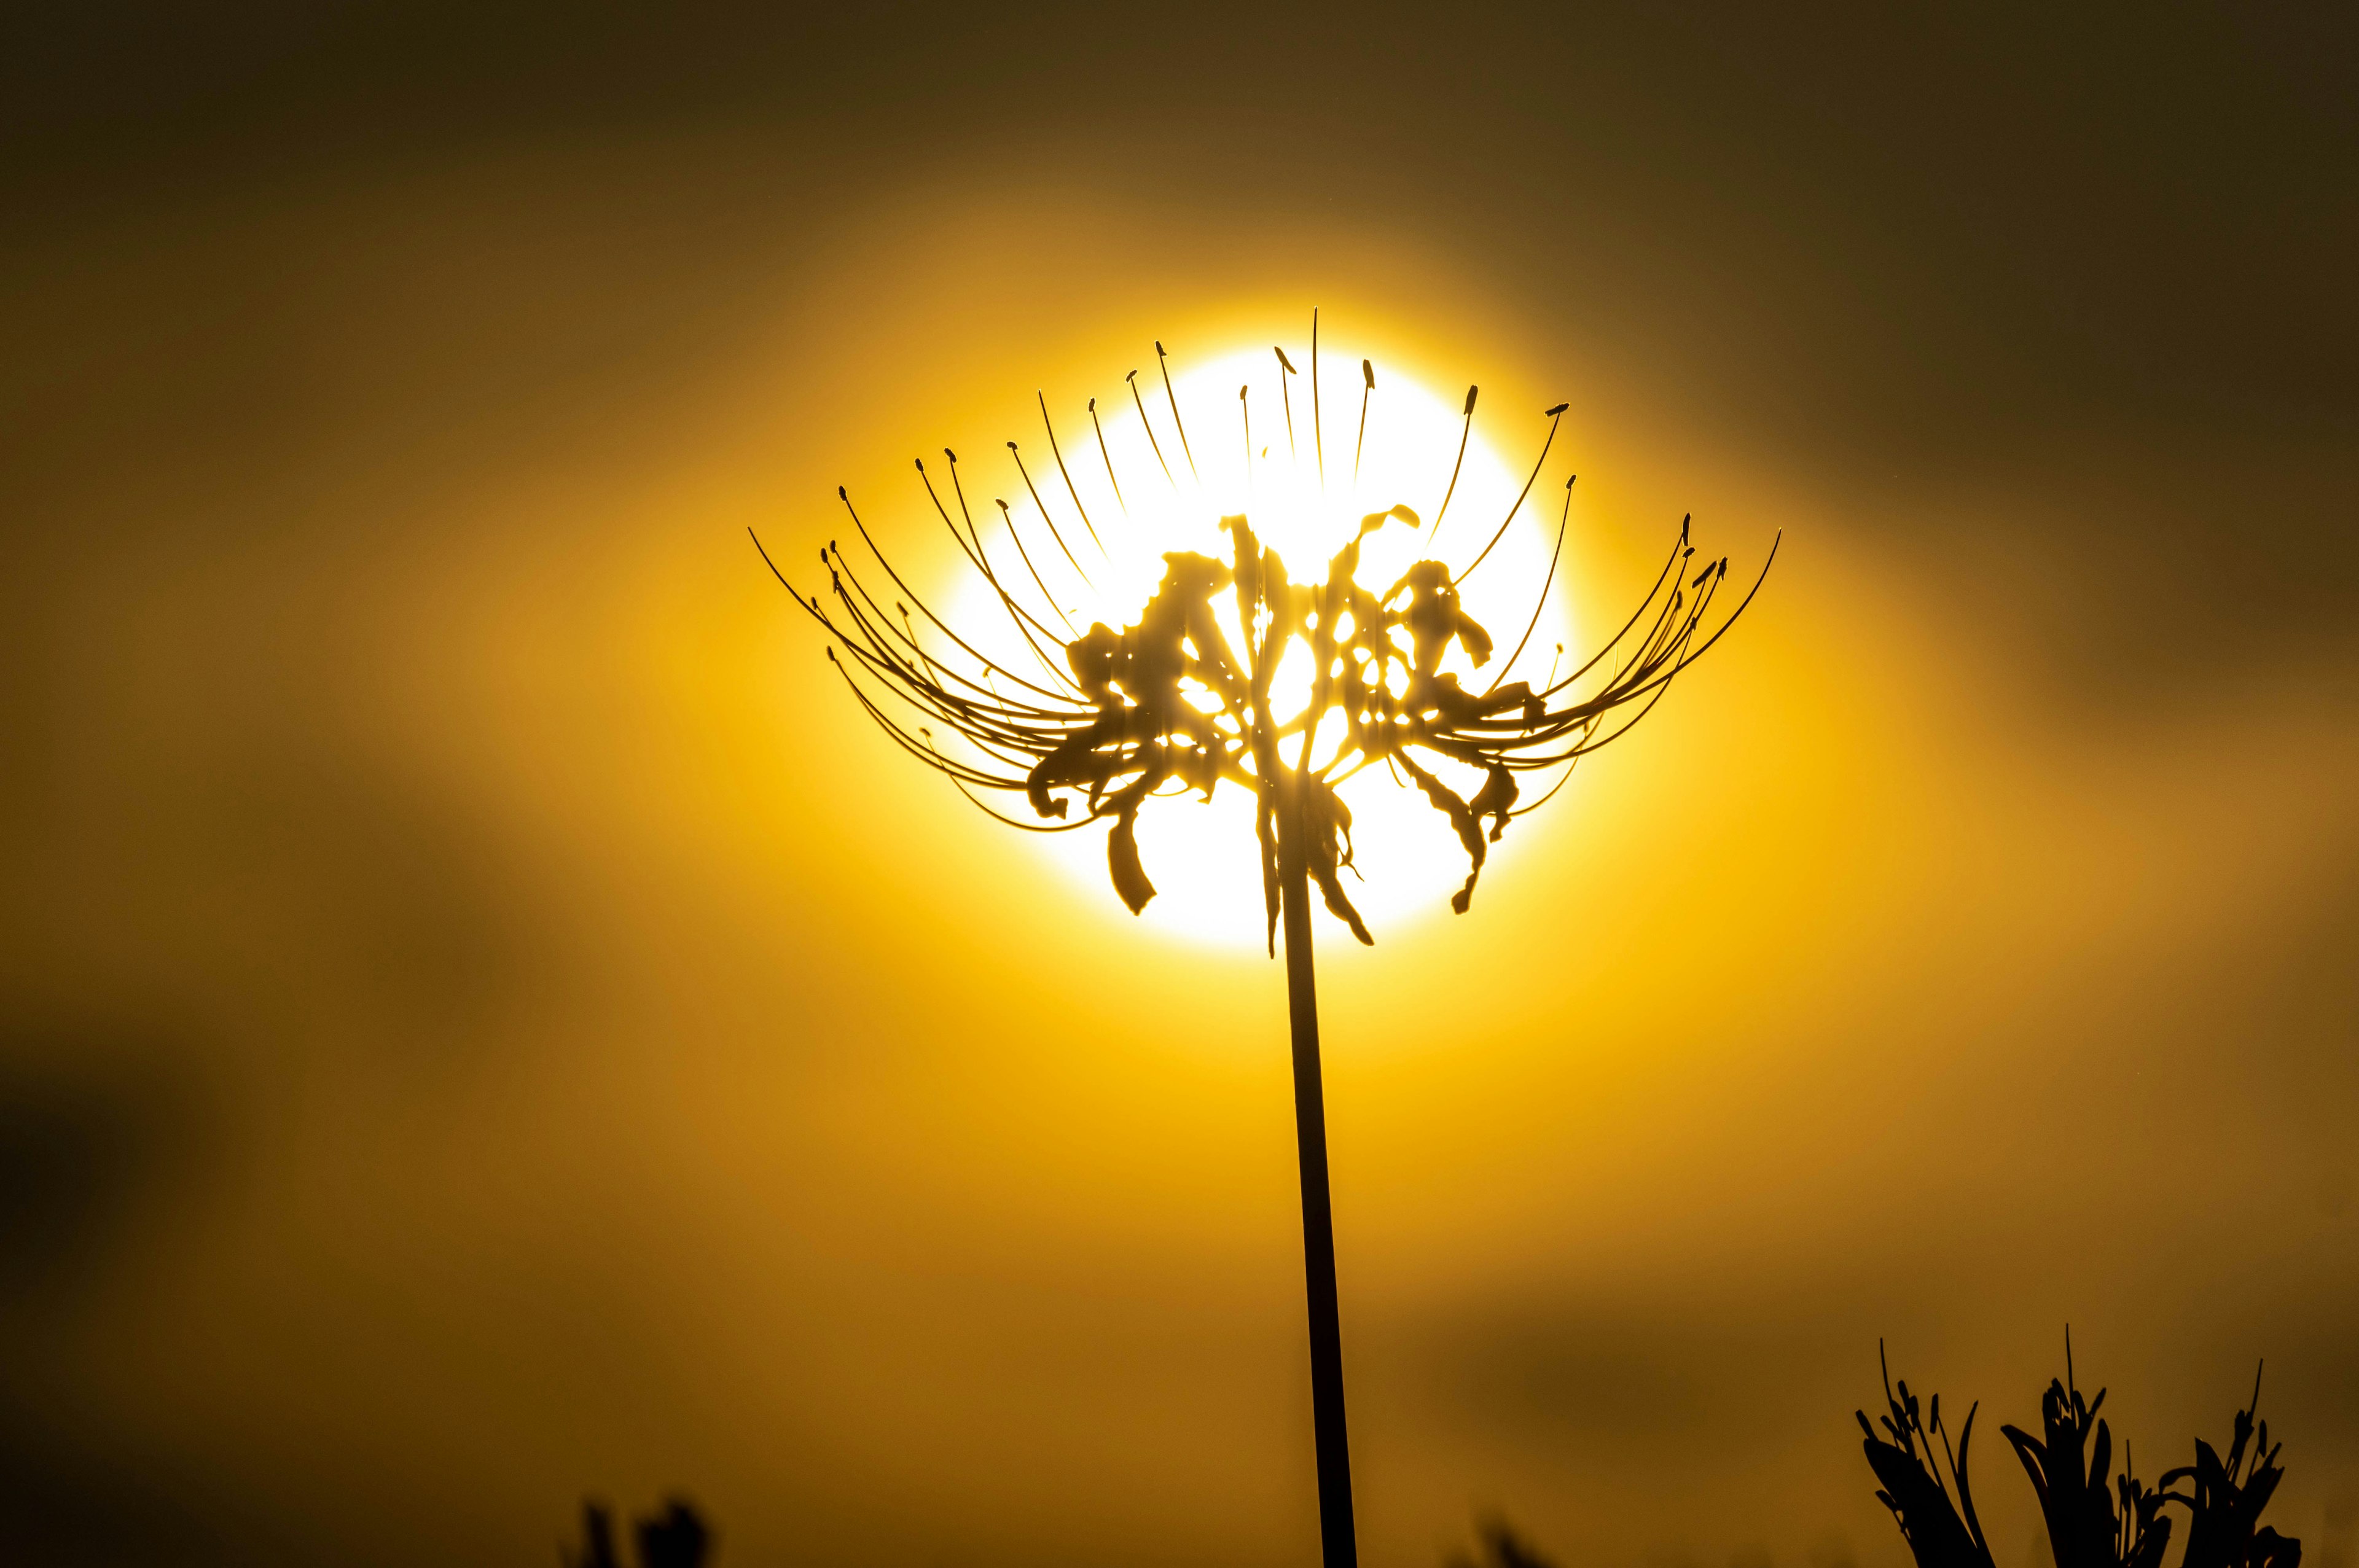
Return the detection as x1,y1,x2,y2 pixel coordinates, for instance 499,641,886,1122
757,324,1774,948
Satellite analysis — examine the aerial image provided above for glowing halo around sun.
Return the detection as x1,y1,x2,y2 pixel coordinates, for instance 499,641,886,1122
939,338,1579,949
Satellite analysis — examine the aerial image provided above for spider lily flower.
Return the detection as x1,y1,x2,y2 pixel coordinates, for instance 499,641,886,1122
761,317,1775,1568
754,333,1774,950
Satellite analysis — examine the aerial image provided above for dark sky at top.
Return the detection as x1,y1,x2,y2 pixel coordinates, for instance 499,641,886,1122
11,3,2355,677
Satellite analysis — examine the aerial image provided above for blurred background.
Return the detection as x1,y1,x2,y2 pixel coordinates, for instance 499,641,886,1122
2,4,2354,1564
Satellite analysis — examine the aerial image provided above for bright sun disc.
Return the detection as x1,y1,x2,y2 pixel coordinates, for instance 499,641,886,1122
942,338,1578,949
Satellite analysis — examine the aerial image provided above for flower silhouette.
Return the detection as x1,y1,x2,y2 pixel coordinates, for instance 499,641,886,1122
756,334,1772,949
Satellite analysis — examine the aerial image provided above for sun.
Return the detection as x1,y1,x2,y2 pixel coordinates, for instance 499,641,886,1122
942,337,1579,949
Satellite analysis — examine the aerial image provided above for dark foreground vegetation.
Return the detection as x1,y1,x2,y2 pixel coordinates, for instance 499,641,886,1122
561,1341,2302,1568
560,1499,710,1568
1858,1341,2298,1568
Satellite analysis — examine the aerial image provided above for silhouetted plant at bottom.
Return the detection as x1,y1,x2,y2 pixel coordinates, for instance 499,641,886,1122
1862,1340,2300,1568
561,1497,711,1568
2163,1368,2301,1568
1446,1515,1563,1568
1858,1341,1996,1568
2000,1357,2172,1568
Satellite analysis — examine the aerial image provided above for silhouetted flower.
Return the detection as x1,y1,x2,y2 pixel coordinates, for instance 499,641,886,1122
757,329,1772,948
761,318,1776,1568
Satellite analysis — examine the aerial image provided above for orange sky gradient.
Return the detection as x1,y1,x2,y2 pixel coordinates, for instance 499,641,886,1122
2,8,2354,1566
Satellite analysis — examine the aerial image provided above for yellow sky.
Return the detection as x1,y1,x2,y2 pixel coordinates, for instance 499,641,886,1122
2,18,2355,1566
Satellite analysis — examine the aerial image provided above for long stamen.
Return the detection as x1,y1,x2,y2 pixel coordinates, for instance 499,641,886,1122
995,496,1079,637
827,508,1070,713
1502,756,1579,818
1157,340,1197,480
946,447,1063,644
1487,473,1574,692
1354,359,1374,488
921,455,1074,684
1038,391,1107,555
1457,402,1567,585
1311,307,1323,489
1127,369,1175,488
833,489,1070,705
1240,383,1252,493
1427,384,1478,550
1088,397,1127,515
1544,517,1689,698
1274,345,1297,459
1007,441,1096,590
